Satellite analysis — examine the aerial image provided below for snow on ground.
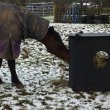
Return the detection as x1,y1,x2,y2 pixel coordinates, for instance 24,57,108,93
0,23,110,110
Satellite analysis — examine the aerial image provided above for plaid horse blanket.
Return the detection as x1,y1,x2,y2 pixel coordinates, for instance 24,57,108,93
0,3,49,60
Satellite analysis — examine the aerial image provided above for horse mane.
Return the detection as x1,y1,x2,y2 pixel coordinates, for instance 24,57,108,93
48,26,62,42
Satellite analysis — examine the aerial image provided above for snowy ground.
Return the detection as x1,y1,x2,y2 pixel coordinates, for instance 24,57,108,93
0,23,110,110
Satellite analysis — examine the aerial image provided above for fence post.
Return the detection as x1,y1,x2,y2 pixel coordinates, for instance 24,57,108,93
43,7,44,17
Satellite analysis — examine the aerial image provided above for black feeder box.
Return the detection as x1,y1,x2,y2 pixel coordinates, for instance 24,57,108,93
69,33,110,91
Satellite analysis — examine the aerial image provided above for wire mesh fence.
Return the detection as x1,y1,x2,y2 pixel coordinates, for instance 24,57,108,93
25,2,54,17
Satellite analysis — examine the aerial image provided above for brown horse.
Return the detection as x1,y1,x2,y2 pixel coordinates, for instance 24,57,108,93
0,3,69,89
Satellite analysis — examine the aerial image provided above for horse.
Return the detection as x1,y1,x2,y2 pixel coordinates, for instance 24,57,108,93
0,3,69,89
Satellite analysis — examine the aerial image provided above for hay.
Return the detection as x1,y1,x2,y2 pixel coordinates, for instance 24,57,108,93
94,51,109,68
50,75,68,89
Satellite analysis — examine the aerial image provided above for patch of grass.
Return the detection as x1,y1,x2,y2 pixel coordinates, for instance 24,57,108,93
16,99,34,106
59,100,66,103
41,100,48,105
50,75,69,89
13,96,19,100
87,99,92,102
74,95,82,99
88,94,97,100
43,16,54,22
3,104,12,110
55,108,65,110
95,105,102,109
45,96,53,100
4,86,11,90
42,71,49,74
0,94,12,99
45,106,53,109
79,93,86,99
88,92,98,100
16,89,33,96
70,105,80,110
87,91,97,96
65,90,73,94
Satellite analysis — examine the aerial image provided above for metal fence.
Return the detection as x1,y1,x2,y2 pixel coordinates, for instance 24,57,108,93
63,3,81,23
54,2,110,23
25,2,54,17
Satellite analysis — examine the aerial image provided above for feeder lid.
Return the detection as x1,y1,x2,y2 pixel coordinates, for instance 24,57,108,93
69,33,110,38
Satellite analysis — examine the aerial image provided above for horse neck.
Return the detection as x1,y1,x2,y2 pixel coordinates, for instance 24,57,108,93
40,30,49,44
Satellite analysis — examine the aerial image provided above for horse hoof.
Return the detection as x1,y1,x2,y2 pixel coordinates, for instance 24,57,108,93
15,83,24,89
13,82,24,89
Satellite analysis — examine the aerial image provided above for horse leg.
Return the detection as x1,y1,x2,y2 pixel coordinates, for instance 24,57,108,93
0,58,3,84
7,60,24,89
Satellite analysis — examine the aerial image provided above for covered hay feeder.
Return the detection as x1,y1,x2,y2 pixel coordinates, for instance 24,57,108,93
69,33,110,91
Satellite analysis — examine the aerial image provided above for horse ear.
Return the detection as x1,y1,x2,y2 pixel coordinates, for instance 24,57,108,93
48,26,54,32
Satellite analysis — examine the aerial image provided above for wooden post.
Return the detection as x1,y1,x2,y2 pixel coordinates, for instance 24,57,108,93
54,0,69,22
